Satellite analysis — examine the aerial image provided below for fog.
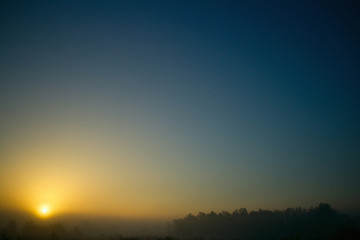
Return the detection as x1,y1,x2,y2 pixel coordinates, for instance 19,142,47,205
0,210,168,237
1,203,360,240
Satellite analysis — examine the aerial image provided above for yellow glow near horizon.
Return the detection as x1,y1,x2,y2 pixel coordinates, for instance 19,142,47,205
0,117,257,219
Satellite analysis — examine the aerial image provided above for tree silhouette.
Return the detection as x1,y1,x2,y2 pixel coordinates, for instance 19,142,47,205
170,203,360,240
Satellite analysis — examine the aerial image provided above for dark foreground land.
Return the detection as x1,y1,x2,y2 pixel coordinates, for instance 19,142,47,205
1,203,360,240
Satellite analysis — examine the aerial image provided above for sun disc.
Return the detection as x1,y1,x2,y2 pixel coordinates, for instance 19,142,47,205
38,205,51,217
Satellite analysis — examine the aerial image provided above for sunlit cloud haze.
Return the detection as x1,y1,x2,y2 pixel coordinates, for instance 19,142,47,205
1,0,360,220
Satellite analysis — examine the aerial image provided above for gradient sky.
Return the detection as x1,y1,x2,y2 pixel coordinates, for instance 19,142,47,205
1,0,360,218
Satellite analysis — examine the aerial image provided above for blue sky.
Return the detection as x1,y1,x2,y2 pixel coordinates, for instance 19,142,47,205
1,1,359,217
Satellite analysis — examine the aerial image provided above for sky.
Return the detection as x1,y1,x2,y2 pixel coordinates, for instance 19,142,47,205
0,0,360,219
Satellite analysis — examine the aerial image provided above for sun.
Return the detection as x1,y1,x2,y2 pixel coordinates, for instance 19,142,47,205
38,204,51,217
42,207,48,213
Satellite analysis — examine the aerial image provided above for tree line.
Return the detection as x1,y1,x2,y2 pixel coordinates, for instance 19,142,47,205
169,203,360,240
